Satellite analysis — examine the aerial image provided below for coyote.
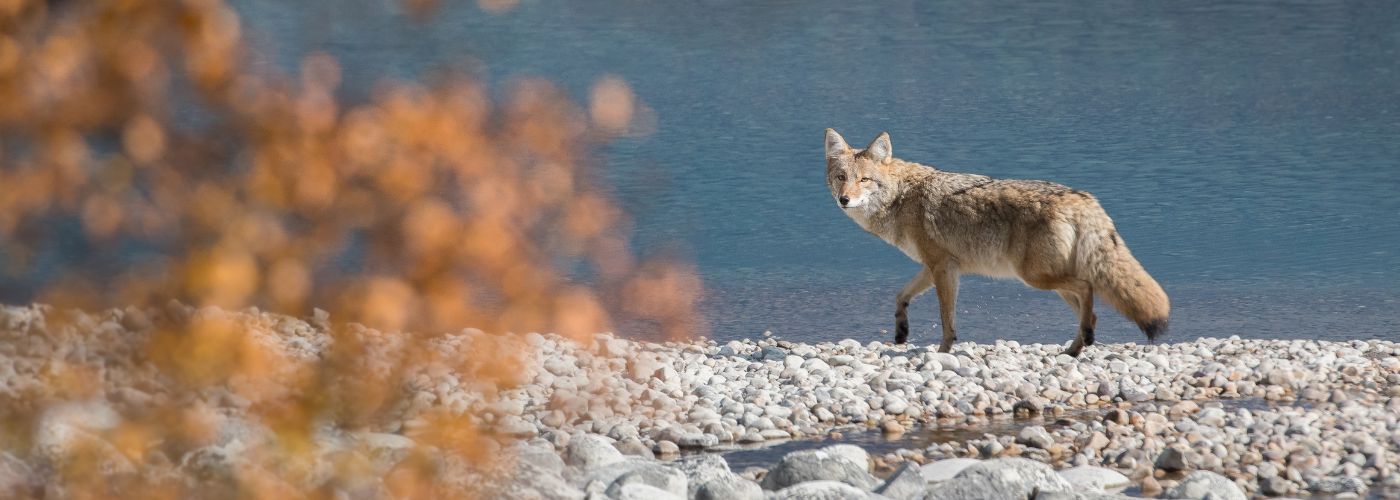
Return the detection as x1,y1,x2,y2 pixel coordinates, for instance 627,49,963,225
824,129,1168,356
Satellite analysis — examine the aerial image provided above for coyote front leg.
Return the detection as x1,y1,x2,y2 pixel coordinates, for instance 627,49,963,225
894,268,935,344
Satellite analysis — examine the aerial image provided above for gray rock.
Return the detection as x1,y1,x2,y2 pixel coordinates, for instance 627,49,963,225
873,462,926,500
1016,426,1055,449
822,444,872,472
1032,492,1137,500
511,441,566,475
571,457,656,489
1308,476,1368,495
930,353,960,370
667,453,734,498
565,434,624,470
695,473,763,500
1258,476,1290,497
498,459,585,500
654,440,680,456
1154,447,1189,472
615,438,654,459
605,465,687,499
1164,471,1247,500
609,482,682,500
770,480,879,499
919,458,981,482
761,449,880,490
925,458,1072,500
676,432,720,448
1057,466,1131,492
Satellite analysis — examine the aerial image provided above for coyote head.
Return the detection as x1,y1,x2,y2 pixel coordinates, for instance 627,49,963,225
825,129,894,210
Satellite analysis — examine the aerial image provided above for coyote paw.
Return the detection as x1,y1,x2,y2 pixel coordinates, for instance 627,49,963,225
894,320,909,344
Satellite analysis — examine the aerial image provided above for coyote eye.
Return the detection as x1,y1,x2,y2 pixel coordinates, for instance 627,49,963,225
860,177,872,183
836,174,846,182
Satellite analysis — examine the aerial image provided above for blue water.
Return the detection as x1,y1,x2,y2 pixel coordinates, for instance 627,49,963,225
145,1,1400,343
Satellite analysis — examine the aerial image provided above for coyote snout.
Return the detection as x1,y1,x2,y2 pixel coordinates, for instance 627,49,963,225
824,128,1169,356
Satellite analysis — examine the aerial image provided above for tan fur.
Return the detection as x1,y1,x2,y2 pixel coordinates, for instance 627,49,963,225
824,129,1169,356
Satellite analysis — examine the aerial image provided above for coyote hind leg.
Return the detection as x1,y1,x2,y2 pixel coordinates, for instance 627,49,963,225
1056,283,1095,357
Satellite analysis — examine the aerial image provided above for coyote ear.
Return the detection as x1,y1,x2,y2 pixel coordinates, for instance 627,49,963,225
864,132,892,164
825,128,850,157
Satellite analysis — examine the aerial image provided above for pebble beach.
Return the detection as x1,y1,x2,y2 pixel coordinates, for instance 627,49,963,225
3,303,1399,499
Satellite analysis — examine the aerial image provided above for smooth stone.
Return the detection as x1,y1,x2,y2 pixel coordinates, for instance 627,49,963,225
930,353,960,370
919,458,981,482
770,480,879,500
1308,476,1368,494
609,482,682,500
654,440,680,456
605,465,687,499
1058,465,1132,492
571,457,656,490
564,434,623,470
760,449,880,491
1164,471,1247,500
874,462,927,500
666,453,733,498
821,444,872,472
1016,426,1054,449
696,473,763,500
1154,447,1189,472
925,458,1073,500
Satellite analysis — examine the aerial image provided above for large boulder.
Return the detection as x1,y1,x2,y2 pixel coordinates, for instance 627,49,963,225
605,465,687,498
821,444,872,472
873,462,926,500
568,457,655,488
919,458,980,482
609,482,682,500
1057,465,1131,492
493,459,584,500
564,434,623,470
665,453,733,498
761,449,880,490
1163,471,1247,500
924,458,1072,500
695,473,763,500
770,480,882,499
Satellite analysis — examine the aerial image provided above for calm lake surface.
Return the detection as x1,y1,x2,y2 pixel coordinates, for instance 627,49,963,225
221,1,1400,343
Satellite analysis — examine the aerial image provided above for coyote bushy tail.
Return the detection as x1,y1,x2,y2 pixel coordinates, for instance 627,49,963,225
1080,224,1170,341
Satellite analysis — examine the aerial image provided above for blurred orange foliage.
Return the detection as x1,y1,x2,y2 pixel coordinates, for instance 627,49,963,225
0,0,702,497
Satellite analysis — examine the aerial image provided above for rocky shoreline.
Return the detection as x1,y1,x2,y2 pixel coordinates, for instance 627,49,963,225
2,304,1398,498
